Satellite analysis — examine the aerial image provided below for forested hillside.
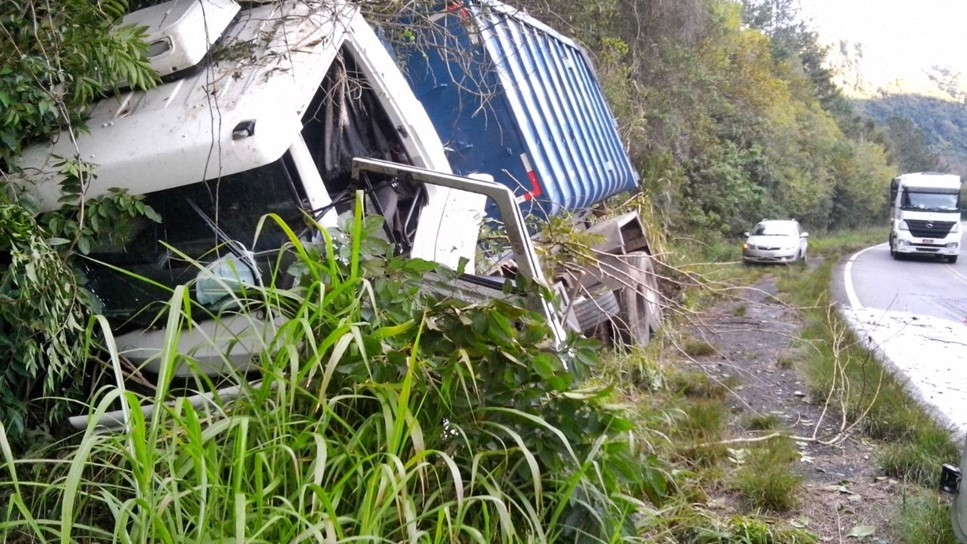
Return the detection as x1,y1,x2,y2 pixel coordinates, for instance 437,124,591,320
481,0,914,237
820,37,967,173
857,95,967,174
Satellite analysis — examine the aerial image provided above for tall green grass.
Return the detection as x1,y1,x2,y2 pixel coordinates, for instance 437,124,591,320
0,203,659,542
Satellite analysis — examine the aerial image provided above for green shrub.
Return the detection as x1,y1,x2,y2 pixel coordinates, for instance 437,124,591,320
0,209,665,542
731,437,802,512
893,490,958,544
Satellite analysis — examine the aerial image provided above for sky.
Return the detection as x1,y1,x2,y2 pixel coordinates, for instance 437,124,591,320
798,0,967,75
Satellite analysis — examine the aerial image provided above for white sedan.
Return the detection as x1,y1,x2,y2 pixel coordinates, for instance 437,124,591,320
742,219,809,264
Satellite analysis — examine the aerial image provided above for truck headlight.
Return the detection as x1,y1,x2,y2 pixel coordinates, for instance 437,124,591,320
898,220,909,231
952,222,960,233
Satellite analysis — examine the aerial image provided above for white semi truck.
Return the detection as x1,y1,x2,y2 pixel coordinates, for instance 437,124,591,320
15,0,659,426
888,172,964,263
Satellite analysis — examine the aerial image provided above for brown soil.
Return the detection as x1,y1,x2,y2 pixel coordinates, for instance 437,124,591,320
676,271,907,542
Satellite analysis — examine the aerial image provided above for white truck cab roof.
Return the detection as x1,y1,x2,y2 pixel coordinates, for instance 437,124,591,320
18,1,451,211
893,172,962,191
19,1,345,208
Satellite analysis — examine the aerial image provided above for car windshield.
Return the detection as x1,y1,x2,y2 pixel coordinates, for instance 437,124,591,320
752,223,796,236
900,190,959,212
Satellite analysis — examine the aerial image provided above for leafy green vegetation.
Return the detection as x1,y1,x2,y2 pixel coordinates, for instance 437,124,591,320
730,437,803,512
894,491,959,544
0,158,158,446
0,0,156,166
0,1,962,542
0,212,659,542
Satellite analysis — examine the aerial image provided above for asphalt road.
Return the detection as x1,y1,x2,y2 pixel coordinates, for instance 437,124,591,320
834,240,967,435
843,242,967,321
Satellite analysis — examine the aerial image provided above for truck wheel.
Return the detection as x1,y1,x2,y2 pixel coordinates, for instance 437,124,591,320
949,255,959,264
571,289,621,332
614,251,662,347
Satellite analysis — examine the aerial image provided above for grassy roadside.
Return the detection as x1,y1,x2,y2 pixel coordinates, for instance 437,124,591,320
601,227,961,542
778,230,960,542
0,221,959,543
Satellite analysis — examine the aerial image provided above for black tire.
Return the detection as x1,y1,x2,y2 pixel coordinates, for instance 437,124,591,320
614,251,662,347
571,289,620,332
948,255,959,264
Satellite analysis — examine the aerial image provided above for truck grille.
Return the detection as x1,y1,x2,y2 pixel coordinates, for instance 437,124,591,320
906,220,955,238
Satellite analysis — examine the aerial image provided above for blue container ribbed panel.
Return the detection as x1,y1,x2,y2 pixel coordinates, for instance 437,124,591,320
399,0,639,217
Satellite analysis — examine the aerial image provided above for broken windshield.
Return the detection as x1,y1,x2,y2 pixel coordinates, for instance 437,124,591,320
82,155,307,325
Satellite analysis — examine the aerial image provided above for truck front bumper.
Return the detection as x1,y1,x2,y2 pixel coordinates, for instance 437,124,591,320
894,234,960,256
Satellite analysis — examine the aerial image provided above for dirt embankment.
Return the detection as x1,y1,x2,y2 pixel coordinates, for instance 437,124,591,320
678,274,910,542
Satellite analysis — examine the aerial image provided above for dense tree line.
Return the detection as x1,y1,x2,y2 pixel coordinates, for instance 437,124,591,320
515,0,912,235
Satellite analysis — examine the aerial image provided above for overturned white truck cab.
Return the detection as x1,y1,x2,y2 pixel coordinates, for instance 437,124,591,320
16,0,566,427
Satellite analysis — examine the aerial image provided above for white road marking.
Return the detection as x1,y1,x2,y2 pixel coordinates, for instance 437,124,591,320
945,261,967,283
843,243,884,310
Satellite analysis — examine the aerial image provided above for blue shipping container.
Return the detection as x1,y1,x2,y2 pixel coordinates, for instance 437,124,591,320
396,0,639,218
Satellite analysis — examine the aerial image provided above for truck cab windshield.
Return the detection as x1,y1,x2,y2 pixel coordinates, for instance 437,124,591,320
901,190,959,212
82,156,307,327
